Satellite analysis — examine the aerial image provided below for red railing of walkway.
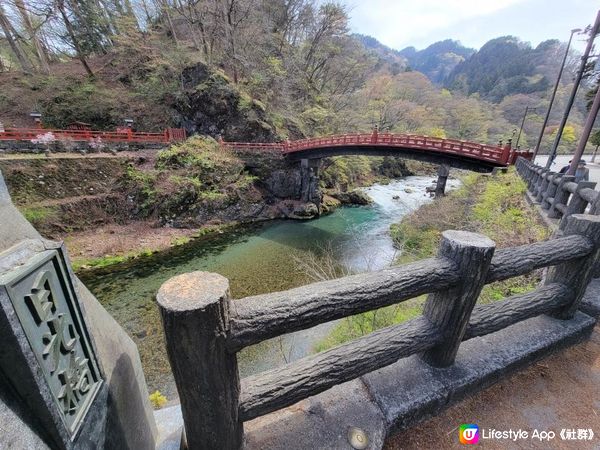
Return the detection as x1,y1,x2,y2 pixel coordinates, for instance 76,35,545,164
221,133,532,166
0,127,187,144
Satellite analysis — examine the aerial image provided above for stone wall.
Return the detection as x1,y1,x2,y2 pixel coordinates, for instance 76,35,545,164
0,139,165,154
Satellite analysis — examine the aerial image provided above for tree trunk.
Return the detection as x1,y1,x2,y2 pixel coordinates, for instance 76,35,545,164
160,0,179,46
222,0,238,83
14,0,50,74
0,4,34,73
57,2,95,77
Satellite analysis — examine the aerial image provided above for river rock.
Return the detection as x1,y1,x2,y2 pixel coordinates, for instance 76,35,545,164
321,195,342,214
289,202,319,219
330,190,373,205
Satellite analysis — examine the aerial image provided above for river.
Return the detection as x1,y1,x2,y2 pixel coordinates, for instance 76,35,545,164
79,175,459,399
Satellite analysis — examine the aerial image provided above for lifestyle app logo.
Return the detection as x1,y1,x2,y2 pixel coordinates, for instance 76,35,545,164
460,424,480,444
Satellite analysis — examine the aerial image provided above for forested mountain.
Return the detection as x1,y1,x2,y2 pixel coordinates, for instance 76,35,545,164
445,36,567,102
399,39,475,84
354,34,407,75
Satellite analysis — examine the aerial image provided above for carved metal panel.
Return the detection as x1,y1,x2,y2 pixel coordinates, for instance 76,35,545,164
0,249,102,438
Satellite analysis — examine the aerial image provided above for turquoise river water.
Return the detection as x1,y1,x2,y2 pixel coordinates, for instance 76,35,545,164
79,176,459,399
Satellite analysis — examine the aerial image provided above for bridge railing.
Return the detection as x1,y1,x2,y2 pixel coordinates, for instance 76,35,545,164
516,157,600,230
156,208,600,448
220,132,525,165
0,127,187,144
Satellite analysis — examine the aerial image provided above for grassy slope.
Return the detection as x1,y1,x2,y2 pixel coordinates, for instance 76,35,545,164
316,169,549,351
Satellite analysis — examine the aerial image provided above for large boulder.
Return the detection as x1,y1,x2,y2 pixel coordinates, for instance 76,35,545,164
174,63,280,142
330,189,373,205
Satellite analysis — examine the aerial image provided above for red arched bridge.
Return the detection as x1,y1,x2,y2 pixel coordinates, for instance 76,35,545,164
220,132,532,171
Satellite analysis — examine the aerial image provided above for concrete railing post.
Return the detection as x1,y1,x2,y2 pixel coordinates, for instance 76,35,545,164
589,191,600,215
533,168,548,198
156,272,242,450
548,175,575,219
421,231,495,367
559,181,597,230
547,214,600,319
526,164,537,191
536,171,553,202
529,166,540,192
541,173,561,210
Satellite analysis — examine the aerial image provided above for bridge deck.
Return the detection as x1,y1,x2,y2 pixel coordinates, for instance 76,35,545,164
222,133,533,168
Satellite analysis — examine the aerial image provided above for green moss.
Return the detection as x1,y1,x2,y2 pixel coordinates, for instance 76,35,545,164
156,136,220,170
125,165,157,214
169,175,203,190
198,190,228,202
74,224,237,272
234,174,259,189
21,206,57,225
238,92,254,111
72,254,128,271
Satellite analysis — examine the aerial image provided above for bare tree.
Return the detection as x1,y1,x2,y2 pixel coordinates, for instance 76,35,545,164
0,3,35,73
14,0,50,73
55,0,95,76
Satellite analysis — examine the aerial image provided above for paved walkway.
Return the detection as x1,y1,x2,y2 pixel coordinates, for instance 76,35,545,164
534,155,600,184
385,280,600,450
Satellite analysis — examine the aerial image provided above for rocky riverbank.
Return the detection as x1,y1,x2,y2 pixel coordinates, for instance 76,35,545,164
0,137,423,271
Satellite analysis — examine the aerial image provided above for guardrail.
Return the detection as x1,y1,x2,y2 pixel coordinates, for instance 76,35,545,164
220,133,533,166
156,205,600,448
515,157,600,231
0,127,186,144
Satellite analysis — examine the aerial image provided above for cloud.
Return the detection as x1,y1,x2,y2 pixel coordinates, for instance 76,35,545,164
344,0,528,48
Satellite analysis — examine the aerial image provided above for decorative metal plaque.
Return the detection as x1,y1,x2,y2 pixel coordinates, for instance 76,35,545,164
1,249,102,438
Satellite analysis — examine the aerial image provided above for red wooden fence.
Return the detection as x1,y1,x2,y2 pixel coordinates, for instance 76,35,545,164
0,127,186,144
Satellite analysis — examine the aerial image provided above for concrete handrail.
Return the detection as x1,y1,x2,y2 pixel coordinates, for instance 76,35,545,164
156,206,600,449
515,156,600,225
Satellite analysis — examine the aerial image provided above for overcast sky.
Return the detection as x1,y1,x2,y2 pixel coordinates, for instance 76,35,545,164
341,0,597,52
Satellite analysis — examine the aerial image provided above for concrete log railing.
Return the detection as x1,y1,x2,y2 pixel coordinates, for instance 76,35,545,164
516,156,600,228
156,208,600,449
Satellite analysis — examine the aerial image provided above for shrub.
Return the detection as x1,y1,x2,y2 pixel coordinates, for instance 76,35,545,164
149,390,167,409
156,136,221,170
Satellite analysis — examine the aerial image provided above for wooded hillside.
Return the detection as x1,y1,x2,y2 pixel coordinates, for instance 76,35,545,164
0,1,595,153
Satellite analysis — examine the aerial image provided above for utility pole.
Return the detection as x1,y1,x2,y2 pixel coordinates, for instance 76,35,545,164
566,84,600,175
515,106,535,149
546,10,600,169
533,28,581,161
